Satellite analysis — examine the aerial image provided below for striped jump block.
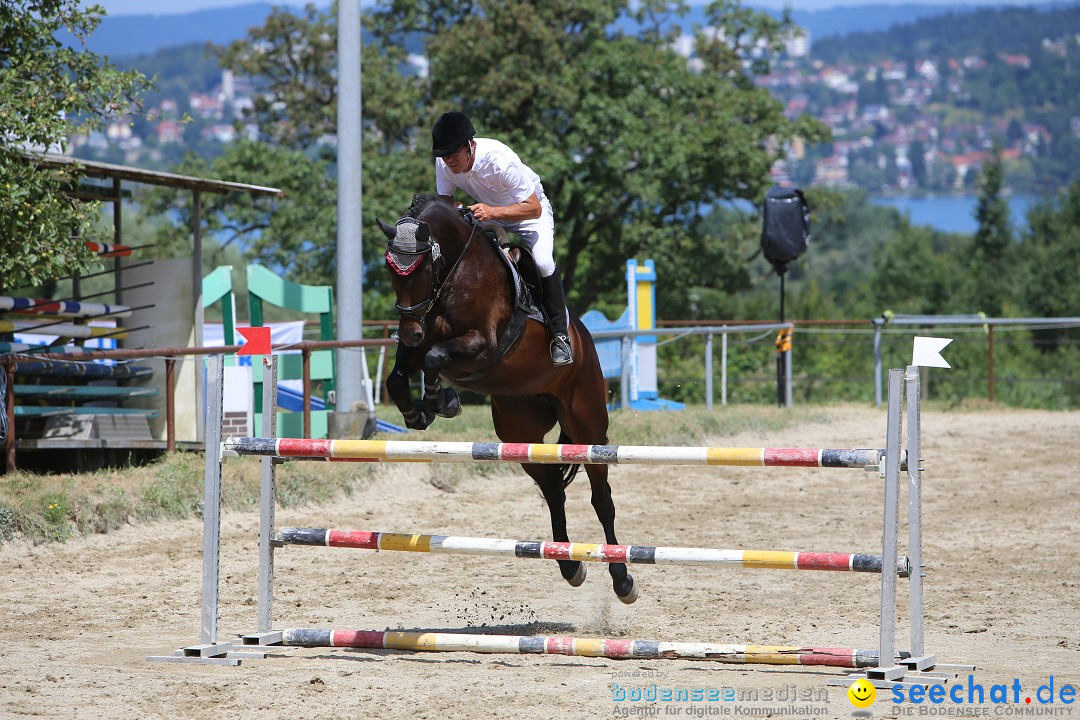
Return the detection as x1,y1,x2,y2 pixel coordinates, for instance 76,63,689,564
10,361,153,379
84,241,133,257
0,296,132,319
225,438,891,469
277,629,893,668
278,528,910,575
0,320,126,339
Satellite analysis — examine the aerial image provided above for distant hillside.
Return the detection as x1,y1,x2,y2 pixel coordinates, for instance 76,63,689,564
64,3,280,58
615,2,1068,43
782,3,1050,41
811,2,1080,62
72,1,1070,59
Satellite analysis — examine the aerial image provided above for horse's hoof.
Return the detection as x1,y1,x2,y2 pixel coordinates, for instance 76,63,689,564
616,577,638,604
436,388,461,418
566,562,587,587
405,403,436,430
404,415,432,430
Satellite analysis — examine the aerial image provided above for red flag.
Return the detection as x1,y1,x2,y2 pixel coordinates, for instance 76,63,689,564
236,326,272,356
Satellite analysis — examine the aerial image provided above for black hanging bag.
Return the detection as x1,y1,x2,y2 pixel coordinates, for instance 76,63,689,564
761,186,811,273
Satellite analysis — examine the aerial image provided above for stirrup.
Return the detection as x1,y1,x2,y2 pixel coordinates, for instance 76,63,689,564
550,333,573,366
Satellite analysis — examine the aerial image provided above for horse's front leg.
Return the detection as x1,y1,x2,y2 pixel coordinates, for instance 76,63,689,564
422,330,486,419
386,342,435,430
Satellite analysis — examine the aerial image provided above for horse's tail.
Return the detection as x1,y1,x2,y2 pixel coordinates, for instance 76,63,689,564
556,429,582,488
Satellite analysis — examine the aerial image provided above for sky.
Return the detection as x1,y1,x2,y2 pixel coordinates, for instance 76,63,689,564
89,0,1053,16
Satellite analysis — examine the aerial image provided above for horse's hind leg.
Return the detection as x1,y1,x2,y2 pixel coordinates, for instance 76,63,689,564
530,465,589,587
580,462,636,603
491,396,587,588
555,378,637,603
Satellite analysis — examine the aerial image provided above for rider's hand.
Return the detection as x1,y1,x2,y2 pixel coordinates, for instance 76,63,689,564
469,203,496,222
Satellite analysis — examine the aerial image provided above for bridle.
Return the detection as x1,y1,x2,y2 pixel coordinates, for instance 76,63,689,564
387,212,479,327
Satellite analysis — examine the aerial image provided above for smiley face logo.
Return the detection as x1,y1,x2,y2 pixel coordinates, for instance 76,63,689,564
847,678,876,708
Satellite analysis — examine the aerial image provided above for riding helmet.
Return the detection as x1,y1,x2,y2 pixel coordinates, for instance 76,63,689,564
432,111,476,157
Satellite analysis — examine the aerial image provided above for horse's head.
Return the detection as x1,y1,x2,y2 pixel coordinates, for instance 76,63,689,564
377,194,470,347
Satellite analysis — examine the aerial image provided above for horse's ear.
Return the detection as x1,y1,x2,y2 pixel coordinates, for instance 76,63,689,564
415,222,430,242
375,217,396,240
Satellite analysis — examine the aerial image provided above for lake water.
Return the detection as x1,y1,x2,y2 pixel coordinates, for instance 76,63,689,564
869,194,1041,234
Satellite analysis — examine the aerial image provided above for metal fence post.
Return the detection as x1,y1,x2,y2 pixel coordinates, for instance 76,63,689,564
721,331,728,406
704,331,713,411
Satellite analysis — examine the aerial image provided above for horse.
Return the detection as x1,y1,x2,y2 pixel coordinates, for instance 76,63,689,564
375,194,638,604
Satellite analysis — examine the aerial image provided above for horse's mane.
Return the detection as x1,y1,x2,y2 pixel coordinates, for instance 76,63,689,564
406,193,456,221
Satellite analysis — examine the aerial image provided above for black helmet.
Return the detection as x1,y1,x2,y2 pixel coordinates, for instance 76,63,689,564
432,111,475,157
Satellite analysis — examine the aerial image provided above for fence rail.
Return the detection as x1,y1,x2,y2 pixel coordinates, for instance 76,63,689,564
5,315,1079,473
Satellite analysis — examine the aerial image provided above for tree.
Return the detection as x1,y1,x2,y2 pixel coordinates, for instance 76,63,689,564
0,0,149,286
1014,182,1080,348
969,148,1013,315
366,0,829,310
909,139,927,188
216,5,338,149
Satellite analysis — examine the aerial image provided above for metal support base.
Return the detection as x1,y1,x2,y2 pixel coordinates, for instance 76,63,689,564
868,665,908,681
827,656,974,689
146,640,271,666
901,654,938,671
243,631,284,646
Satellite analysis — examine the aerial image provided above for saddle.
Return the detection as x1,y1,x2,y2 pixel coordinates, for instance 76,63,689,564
453,220,546,382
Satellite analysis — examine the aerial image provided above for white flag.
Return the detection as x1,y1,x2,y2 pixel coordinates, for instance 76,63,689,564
912,336,953,369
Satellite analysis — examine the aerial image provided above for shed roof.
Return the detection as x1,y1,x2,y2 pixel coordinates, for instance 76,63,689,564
25,152,285,197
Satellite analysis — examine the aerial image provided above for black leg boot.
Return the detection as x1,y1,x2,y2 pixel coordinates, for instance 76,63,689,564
539,269,573,366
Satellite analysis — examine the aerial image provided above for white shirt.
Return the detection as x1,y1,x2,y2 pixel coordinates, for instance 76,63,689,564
435,137,546,209
434,136,557,275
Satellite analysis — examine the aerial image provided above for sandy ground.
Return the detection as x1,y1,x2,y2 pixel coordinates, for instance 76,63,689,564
1,406,1078,720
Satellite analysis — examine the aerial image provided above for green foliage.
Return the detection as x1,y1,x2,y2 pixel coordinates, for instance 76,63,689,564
0,0,150,285
115,42,221,119
1014,183,1080,353
970,149,1014,316
639,173,1080,410
0,503,16,540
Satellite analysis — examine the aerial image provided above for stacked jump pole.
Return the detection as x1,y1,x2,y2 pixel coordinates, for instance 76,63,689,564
150,355,970,686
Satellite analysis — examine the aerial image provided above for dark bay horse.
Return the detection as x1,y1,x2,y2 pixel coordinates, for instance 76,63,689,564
376,194,637,603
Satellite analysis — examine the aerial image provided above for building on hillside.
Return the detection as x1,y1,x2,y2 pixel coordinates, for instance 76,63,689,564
155,120,184,144
814,155,850,186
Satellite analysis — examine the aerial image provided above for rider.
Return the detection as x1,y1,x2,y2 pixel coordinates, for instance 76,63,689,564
432,111,573,366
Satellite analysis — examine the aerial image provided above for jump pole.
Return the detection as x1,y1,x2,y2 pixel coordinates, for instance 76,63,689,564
224,437,895,470
258,629,898,668
276,527,910,575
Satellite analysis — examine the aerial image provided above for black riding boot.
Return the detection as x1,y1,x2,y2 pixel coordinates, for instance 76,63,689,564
539,269,573,366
